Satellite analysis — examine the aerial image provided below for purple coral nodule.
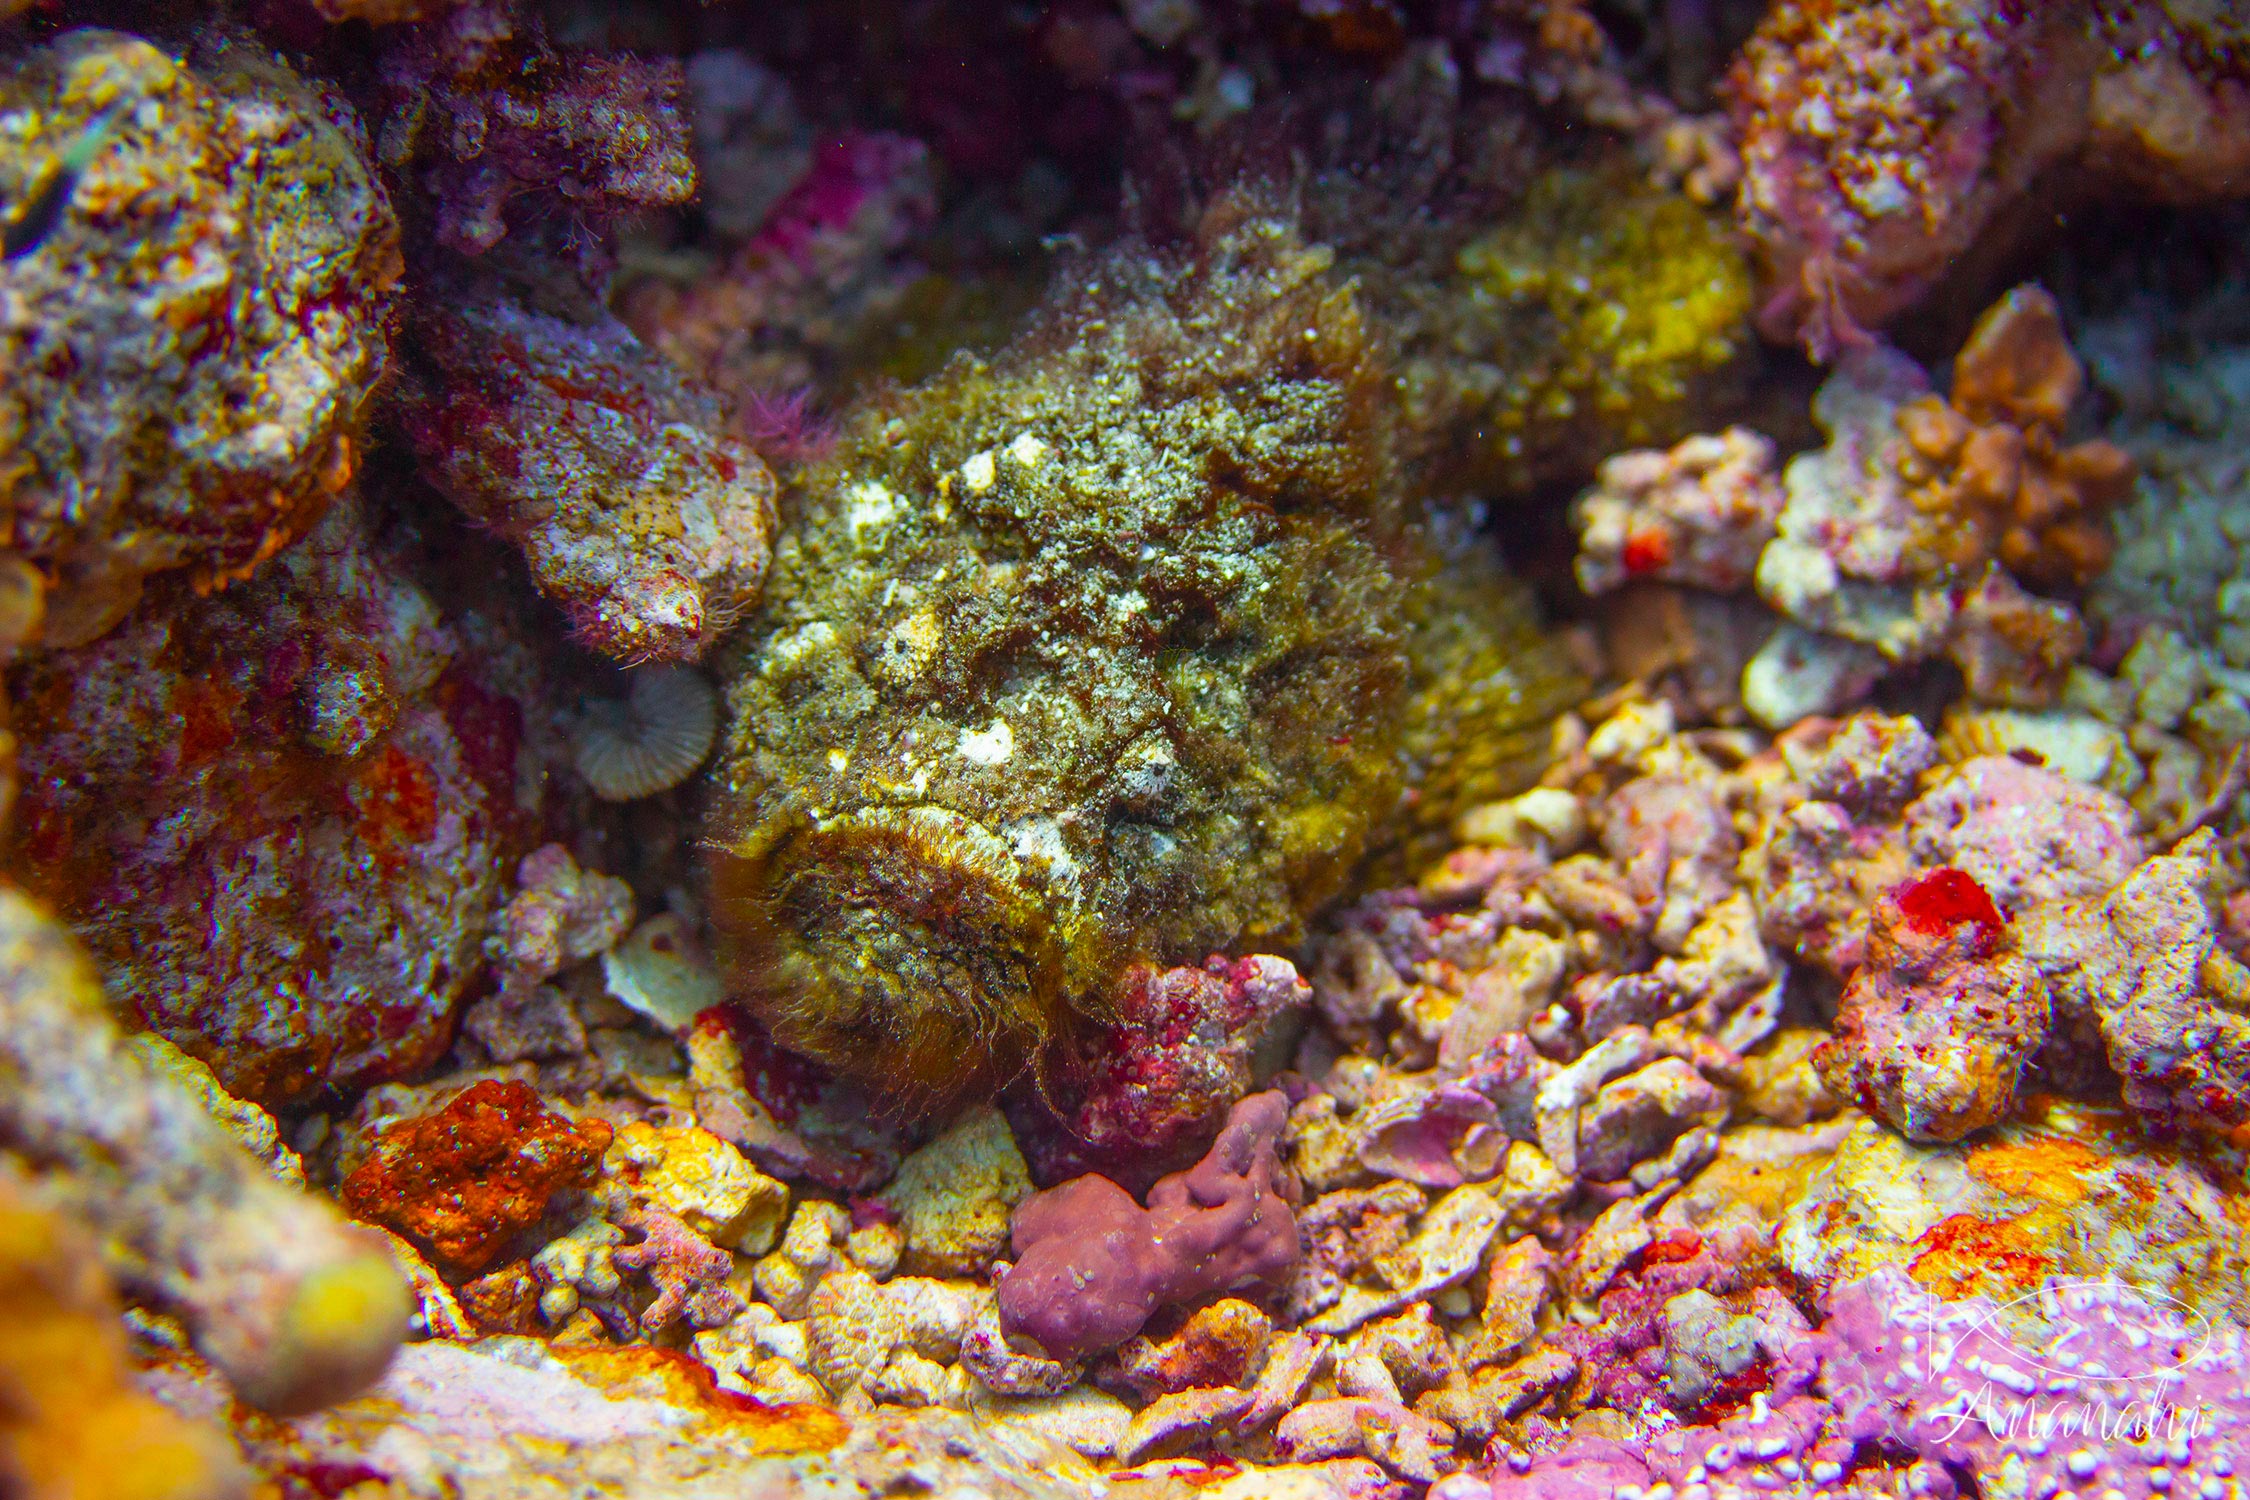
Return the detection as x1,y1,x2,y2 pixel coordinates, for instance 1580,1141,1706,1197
995,1091,1300,1363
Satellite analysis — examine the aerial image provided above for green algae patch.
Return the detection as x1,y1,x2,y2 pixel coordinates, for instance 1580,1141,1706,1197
1405,166,1755,493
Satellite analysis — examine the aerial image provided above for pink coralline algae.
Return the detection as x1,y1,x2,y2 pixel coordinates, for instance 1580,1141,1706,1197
7,496,540,1107
397,276,778,663
1008,953,1309,1189
372,0,693,263
996,1091,1301,1362
614,1207,746,1335
1461,1266,2250,1500
1748,722,1927,980
1549,1219,1793,1417
1601,772,1742,954
490,844,635,1002
1815,868,2049,1143
1573,428,1785,598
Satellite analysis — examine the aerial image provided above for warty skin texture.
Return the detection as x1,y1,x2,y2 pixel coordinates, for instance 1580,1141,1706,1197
706,196,1575,1104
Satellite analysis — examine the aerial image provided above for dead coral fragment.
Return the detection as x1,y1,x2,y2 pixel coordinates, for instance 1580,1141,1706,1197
1815,868,2050,1143
709,196,1573,1100
0,1163,251,1500
996,1091,1300,1362
1574,428,1785,597
400,277,777,664
0,28,400,645
491,843,636,1000
573,666,719,800
1736,286,2129,725
1730,0,2250,354
341,1079,613,1274
2019,832,2250,1144
0,886,408,1415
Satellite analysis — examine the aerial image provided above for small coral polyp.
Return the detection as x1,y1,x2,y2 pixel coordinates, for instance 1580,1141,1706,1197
708,197,1574,1102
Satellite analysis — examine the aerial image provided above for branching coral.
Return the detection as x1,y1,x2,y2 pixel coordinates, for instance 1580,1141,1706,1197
708,193,1575,1101
0,28,400,646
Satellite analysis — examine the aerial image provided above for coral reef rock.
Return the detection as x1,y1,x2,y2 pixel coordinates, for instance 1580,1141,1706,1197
0,28,400,646
8,496,543,1106
1731,0,2250,354
399,277,777,664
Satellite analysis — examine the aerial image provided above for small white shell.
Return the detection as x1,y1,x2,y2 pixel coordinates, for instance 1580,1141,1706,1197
600,913,724,1031
572,666,718,801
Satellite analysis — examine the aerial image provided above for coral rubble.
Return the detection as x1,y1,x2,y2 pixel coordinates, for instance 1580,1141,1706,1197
1575,284,2151,734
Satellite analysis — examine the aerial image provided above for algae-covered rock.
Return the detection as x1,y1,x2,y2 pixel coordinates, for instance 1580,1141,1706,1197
1397,168,1754,493
708,196,1577,1100
0,27,399,647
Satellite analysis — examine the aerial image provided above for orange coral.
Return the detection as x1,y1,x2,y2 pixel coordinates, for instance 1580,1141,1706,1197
341,1080,613,1275
1907,1212,2051,1300
1963,1132,2107,1204
1892,287,2135,590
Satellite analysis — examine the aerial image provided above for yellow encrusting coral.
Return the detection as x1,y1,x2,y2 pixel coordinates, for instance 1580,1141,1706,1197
1403,167,1755,492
